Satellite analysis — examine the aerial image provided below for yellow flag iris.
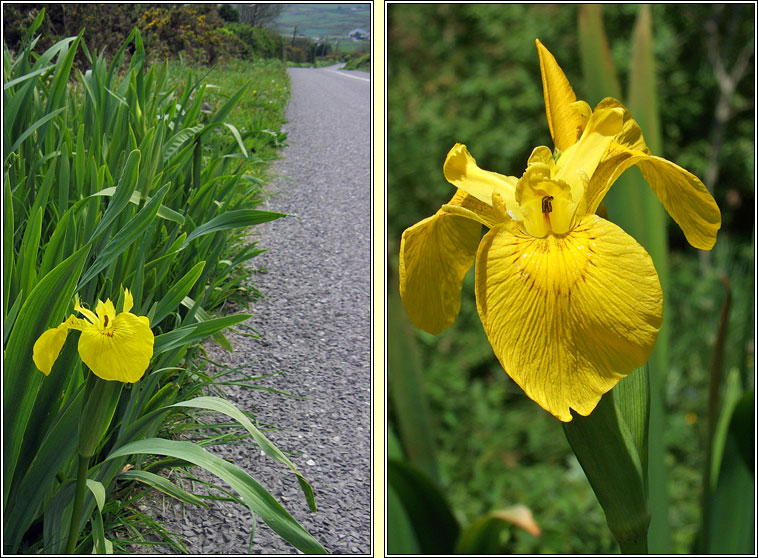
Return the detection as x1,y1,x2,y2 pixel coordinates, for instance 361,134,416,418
399,39,721,422
33,288,154,383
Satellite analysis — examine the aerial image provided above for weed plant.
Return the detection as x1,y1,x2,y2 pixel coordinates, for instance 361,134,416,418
3,13,324,554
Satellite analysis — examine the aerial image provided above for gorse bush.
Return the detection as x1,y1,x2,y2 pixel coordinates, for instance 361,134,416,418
137,4,247,65
3,13,324,554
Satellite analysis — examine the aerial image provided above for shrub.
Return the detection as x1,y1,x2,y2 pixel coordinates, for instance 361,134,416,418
2,4,141,68
224,22,283,60
136,4,241,65
344,53,370,71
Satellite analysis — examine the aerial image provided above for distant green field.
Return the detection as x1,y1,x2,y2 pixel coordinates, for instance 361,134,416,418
272,3,370,40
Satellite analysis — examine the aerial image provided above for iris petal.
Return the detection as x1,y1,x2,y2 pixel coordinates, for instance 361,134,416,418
475,215,662,421
400,193,482,334
32,323,70,375
123,288,134,313
77,312,154,383
443,143,521,218
536,39,585,152
636,156,721,250
588,145,721,250
554,106,624,199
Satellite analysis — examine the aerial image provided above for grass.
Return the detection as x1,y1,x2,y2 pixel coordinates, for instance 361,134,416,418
166,57,289,169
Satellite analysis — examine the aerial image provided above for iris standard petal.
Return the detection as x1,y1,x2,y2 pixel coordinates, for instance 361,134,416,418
535,39,585,152
77,312,154,383
587,145,721,250
595,97,649,154
475,215,662,421
123,288,134,313
399,197,482,335
554,106,624,200
443,144,521,219
32,322,70,375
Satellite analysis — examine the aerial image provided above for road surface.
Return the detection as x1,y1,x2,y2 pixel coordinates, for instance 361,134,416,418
144,64,372,554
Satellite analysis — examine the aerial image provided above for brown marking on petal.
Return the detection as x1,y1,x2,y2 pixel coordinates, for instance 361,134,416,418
541,195,554,214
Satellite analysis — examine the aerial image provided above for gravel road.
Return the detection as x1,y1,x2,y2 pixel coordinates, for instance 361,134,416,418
143,65,372,554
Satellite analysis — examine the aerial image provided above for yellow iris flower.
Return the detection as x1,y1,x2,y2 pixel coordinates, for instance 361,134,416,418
33,288,154,383
399,39,721,422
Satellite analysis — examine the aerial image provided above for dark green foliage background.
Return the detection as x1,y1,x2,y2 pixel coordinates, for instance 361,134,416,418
388,4,754,553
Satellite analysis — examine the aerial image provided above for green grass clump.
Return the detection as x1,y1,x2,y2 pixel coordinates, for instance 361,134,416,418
344,53,370,72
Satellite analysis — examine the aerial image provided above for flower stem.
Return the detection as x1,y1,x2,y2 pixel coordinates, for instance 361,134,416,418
64,453,90,554
563,391,650,552
619,535,648,554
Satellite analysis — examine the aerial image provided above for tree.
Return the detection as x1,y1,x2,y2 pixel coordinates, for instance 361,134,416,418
218,4,240,22
237,4,283,28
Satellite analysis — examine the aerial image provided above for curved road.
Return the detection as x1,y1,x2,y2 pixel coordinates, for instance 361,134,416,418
150,65,371,554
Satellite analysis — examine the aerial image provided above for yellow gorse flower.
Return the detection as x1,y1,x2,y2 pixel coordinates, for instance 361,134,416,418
399,39,721,422
33,288,154,383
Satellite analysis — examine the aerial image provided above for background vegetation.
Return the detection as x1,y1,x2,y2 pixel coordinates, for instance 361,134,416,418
388,4,753,554
2,3,370,68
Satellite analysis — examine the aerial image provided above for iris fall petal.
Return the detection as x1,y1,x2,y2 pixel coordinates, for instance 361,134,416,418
400,192,482,334
78,311,154,383
32,322,70,376
475,215,662,421
589,146,721,250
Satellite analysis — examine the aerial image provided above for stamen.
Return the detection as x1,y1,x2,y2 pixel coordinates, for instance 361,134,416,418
541,195,554,214
103,315,109,328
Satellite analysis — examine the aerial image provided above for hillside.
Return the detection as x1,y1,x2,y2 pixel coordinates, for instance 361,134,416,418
271,4,370,40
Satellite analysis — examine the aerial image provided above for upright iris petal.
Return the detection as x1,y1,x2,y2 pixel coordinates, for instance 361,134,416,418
32,288,154,383
398,39,721,421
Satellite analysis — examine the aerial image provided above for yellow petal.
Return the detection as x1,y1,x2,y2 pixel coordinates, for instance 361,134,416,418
32,323,70,375
636,156,721,250
515,162,574,237
554,106,624,201
587,145,721,250
443,144,521,219
475,215,662,421
440,194,505,228
74,297,98,325
123,288,134,313
536,39,584,152
595,97,650,154
95,299,117,327
399,197,482,335
77,312,154,383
